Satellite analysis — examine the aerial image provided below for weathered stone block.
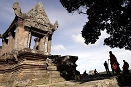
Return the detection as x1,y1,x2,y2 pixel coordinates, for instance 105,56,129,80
47,71,61,78
0,1,80,87
47,65,57,70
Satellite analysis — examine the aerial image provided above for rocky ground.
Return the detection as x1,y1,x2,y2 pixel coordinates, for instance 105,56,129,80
29,74,124,87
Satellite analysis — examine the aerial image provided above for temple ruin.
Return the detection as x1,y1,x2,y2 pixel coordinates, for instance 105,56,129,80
0,2,80,87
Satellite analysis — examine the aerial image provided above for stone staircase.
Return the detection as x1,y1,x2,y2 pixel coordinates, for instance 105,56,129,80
29,74,131,87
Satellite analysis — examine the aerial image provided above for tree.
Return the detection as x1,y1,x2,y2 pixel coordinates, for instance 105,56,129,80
60,0,131,50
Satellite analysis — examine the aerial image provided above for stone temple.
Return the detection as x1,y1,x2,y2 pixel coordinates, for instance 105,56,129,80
0,2,80,87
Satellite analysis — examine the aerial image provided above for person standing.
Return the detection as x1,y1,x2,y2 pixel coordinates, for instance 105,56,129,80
94,69,98,75
104,61,110,75
122,60,129,74
109,51,121,74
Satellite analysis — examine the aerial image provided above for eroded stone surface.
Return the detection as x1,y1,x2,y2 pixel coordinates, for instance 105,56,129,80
0,1,80,87
0,1,58,56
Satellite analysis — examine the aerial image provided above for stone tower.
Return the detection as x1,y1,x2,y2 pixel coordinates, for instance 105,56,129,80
0,2,80,87
1,2,58,55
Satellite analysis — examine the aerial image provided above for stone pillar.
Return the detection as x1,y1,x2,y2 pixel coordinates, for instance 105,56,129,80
44,35,48,55
33,38,40,50
24,27,32,48
47,34,52,55
14,20,31,51
1,39,8,55
14,26,26,50
38,35,49,55
39,37,45,52
8,32,15,53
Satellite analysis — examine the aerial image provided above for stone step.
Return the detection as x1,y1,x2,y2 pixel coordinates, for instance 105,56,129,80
29,78,119,87
31,81,77,87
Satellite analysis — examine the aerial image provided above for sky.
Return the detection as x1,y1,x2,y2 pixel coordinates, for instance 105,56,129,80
0,0,131,74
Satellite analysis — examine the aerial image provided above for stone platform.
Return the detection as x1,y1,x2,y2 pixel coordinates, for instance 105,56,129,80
0,48,80,87
29,74,131,87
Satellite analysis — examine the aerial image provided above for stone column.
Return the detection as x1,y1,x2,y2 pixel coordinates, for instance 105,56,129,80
14,19,31,51
1,39,8,55
47,34,52,55
24,27,32,48
33,38,40,50
39,37,45,52
38,35,49,55
8,32,15,53
44,35,48,55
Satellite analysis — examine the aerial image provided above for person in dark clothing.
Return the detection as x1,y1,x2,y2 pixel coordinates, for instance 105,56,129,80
122,60,129,74
104,61,110,75
94,69,98,75
83,70,87,75
109,51,121,74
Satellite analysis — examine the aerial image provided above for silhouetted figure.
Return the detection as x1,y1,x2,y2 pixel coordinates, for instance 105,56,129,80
83,70,87,75
122,60,129,74
104,61,110,75
109,51,121,74
94,69,98,75
82,70,88,80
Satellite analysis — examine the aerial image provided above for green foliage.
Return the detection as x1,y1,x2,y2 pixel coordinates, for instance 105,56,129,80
60,0,131,50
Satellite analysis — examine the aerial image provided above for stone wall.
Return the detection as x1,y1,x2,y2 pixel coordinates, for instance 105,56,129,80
0,48,80,87
0,1,81,87
47,55,81,80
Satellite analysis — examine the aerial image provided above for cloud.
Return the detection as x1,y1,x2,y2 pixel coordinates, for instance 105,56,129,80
71,33,104,48
1,0,131,74
51,45,67,52
72,34,86,45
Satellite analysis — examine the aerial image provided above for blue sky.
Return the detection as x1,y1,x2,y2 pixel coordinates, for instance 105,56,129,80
0,0,131,74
